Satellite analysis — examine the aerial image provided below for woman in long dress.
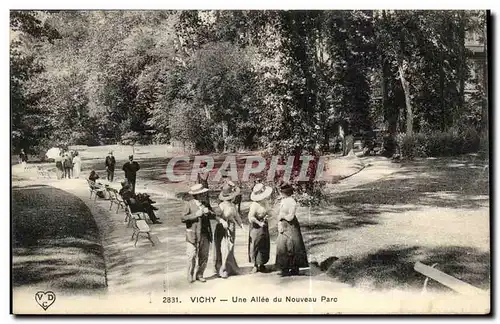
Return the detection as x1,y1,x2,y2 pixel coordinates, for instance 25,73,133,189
275,183,309,276
214,184,243,278
247,183,273,273
72,151,82,179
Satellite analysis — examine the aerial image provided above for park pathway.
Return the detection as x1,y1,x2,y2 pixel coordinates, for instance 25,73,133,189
11,154,490,314
11,156,399,294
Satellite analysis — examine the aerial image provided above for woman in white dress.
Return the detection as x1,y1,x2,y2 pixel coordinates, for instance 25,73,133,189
72,151,82,179
214,184,243,278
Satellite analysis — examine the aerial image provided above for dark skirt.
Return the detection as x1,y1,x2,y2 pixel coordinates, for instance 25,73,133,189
233,194,242,205
248,221,270,266
214,222,240,276
275,217,309,270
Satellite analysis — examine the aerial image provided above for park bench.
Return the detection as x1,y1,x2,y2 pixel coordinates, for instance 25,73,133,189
414,261,488,296
106,187,126,213
130,216,155,247
87,179,107,202
124,204,152,227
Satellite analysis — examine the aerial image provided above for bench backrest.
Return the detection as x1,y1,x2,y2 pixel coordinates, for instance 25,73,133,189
414,261,487,296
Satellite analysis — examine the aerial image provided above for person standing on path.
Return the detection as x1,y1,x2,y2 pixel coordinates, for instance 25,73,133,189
220,169,242,214
275,183,309,277
105,151,116,182
181,184,216,283
247,183,273,273
122,155,140,193
72,151,82,179
214,184,243,279
197,160,211,206
63,152,73,179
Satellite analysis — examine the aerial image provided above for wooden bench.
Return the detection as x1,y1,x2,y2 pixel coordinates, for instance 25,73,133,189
87,179,107,202
130,217,155,247
414,261,487,296
107,187,126,213
124,204,152,227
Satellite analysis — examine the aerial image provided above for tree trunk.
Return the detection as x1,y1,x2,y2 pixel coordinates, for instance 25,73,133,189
222,121,228,152
481,12,488,137
439,51,446,131
382,50,398,153
398,62,413,136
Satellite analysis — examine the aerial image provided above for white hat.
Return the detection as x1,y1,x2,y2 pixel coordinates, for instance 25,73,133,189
250,183,273,202
188,183,209,195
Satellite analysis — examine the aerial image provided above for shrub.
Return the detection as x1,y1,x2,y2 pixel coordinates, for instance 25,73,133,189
121,131,141,145
224,135,244,153
153,133,170,145
398,133,427,159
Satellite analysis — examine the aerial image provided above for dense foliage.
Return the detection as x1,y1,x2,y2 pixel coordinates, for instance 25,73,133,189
11,10,488,159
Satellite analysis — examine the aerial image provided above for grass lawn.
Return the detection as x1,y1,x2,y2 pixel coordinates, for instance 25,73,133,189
12,184,107,291
302,155,490,292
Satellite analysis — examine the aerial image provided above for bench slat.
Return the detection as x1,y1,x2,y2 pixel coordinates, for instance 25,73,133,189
414,261,487,296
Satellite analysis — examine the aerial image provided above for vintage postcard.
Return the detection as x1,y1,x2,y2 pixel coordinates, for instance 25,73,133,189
10,9,490,315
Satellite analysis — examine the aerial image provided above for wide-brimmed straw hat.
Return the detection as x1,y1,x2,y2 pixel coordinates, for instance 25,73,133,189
188,183,209,195
250,183,273,202
219,184,241,201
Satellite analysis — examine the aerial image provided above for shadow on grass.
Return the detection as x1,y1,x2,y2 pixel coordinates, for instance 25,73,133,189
302,156,490,235
334,157,489,212
326,245,490,292
12,185,107,291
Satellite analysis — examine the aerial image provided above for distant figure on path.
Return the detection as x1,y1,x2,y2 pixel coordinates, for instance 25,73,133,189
247,183,273,273
63,152,73,179
105,151,116,182
197,160,211,206
275,183,309,277
197,161,210,189
122,155,140,193
214,184,243,279
55,152,64,180
18,149,28,171
181,184,216,283
220,169,242,214
72,151,82,179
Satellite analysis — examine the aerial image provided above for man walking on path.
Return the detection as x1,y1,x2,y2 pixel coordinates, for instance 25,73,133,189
181,184,216,283
63,152,73,179
105,151,116,182
18,149,28,171
122,155,140,193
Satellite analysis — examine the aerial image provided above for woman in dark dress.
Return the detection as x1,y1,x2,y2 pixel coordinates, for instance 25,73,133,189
88,170,106,198
275,183,309,276
247,183,273,273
